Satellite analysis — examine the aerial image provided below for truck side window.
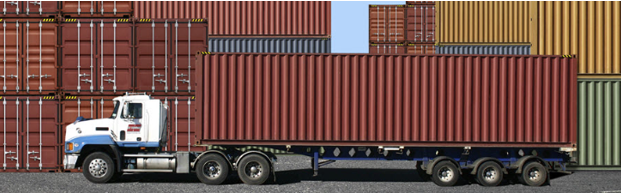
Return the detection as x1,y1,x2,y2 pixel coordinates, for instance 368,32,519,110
122,103,143,119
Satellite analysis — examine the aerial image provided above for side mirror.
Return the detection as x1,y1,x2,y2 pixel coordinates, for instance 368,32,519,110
122,103,129,119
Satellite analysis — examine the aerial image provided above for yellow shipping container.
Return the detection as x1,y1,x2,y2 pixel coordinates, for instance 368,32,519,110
437,1,621,75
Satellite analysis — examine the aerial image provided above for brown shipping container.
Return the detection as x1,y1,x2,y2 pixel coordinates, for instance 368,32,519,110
406,5,435,43
133,1,331,36
0,18,59,95
59,18,133,95
152,96,203,151
369,43,407,54
407,43,435,54
406,1,435,5
1,1,58,18
134,19,208,95
196,53,578,148
369,5,406,43
60,1,132,18
1,96,60,172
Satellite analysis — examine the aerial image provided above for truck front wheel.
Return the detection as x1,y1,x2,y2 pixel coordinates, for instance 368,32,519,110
196,154,230,185
82,152,117,183
237,154,271,185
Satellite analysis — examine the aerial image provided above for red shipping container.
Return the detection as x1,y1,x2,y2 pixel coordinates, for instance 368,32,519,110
407,43,435,54
152,96,203,152
369,5,406,43
59,18,133,95
406,1,435,5
60,1,133,18
369,43,407,54
0,18,58,95
406,4,435,43
1,96,59,172
134,19,208,95
0,1,58,18
133,1,331,37
196,53,578,148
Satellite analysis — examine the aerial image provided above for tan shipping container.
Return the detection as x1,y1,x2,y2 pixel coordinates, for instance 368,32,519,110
437,1,621,75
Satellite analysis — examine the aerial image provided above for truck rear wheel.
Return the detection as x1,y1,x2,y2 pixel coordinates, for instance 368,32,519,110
196,154,230,185
237,154,271,185
431,161,460,186
518,162,547,186
82,152,117,183
476,161,503,186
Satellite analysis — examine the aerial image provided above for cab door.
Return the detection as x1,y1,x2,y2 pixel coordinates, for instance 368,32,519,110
115,102,145,146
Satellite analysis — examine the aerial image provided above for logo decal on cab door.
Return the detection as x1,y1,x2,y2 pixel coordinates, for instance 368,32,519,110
128,124,142,132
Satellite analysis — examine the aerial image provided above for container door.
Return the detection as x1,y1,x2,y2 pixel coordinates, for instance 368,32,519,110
1,1,19,16
171,20,204,94
61,1,96,17
98,1,132,17
97,20,132,94
369,6,386,43
135,20,170,94
24,20,57,94
22,1,57,17
170,97,200,151
0,21,20,94
1,97,20,171
386,6,405,43
60,20,96,94
23,97,59,171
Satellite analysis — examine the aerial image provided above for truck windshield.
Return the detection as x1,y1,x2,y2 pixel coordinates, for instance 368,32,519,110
110,101,119,118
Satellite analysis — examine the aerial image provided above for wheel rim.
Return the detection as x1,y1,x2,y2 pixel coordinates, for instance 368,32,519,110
203,161,222,179
244,161,263,179
438,166,454,182
88,158,108,178
527,167,541,181
482,167,498,182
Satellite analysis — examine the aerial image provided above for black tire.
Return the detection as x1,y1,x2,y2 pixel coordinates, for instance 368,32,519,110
431,161,460,186
476,161,504,186
196,154,230,185
82,152,116,183
237,154,271,185
518,162,547,186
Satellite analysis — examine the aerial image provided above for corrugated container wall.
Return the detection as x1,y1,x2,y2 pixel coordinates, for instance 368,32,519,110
196,53,578,148
368,44,406,54
59,18,133,95
437,1,532,43
59,1,133,18
571,80,621,170
0,19,58,95
133,1,331,37
369,5,406,43
437,1,621,75
134,19,208,95
435,45,531,55
406,4,435,43
1,96,60,172
1,1,58,18
209,38,331,53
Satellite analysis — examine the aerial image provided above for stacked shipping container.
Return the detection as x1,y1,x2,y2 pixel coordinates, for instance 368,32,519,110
368,2,435,54
437,1,621,170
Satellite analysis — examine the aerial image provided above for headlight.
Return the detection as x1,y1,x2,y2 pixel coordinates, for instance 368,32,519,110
67,143,73,151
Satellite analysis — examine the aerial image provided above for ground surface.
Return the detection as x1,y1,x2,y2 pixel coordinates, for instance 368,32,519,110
1,155,620,193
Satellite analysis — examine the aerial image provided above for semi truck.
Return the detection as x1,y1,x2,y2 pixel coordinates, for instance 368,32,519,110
64,53,577,186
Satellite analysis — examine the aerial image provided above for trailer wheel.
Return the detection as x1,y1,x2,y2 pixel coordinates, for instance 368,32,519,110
82,152,117,183
476,161,503,186
237,154,271,185
431,161,460,186
518,162,547,186
196,154,230,185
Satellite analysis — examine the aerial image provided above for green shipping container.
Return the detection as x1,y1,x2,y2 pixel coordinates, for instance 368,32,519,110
570,80,621,170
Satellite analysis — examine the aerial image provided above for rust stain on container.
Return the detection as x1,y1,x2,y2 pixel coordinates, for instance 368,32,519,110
60,1,133,18
369,44,407,54
406,4,435,43
1,96,60,172
369,5,406,43
0,19,58,95
134,19,208,95
133,1,331,36
0,1,58,18
196,53,578,148
59,18,133,95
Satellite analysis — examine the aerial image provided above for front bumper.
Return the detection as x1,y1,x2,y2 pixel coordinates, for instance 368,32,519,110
64,154,79,169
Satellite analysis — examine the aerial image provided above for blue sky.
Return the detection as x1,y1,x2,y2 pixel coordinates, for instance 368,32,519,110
331,1,405,53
